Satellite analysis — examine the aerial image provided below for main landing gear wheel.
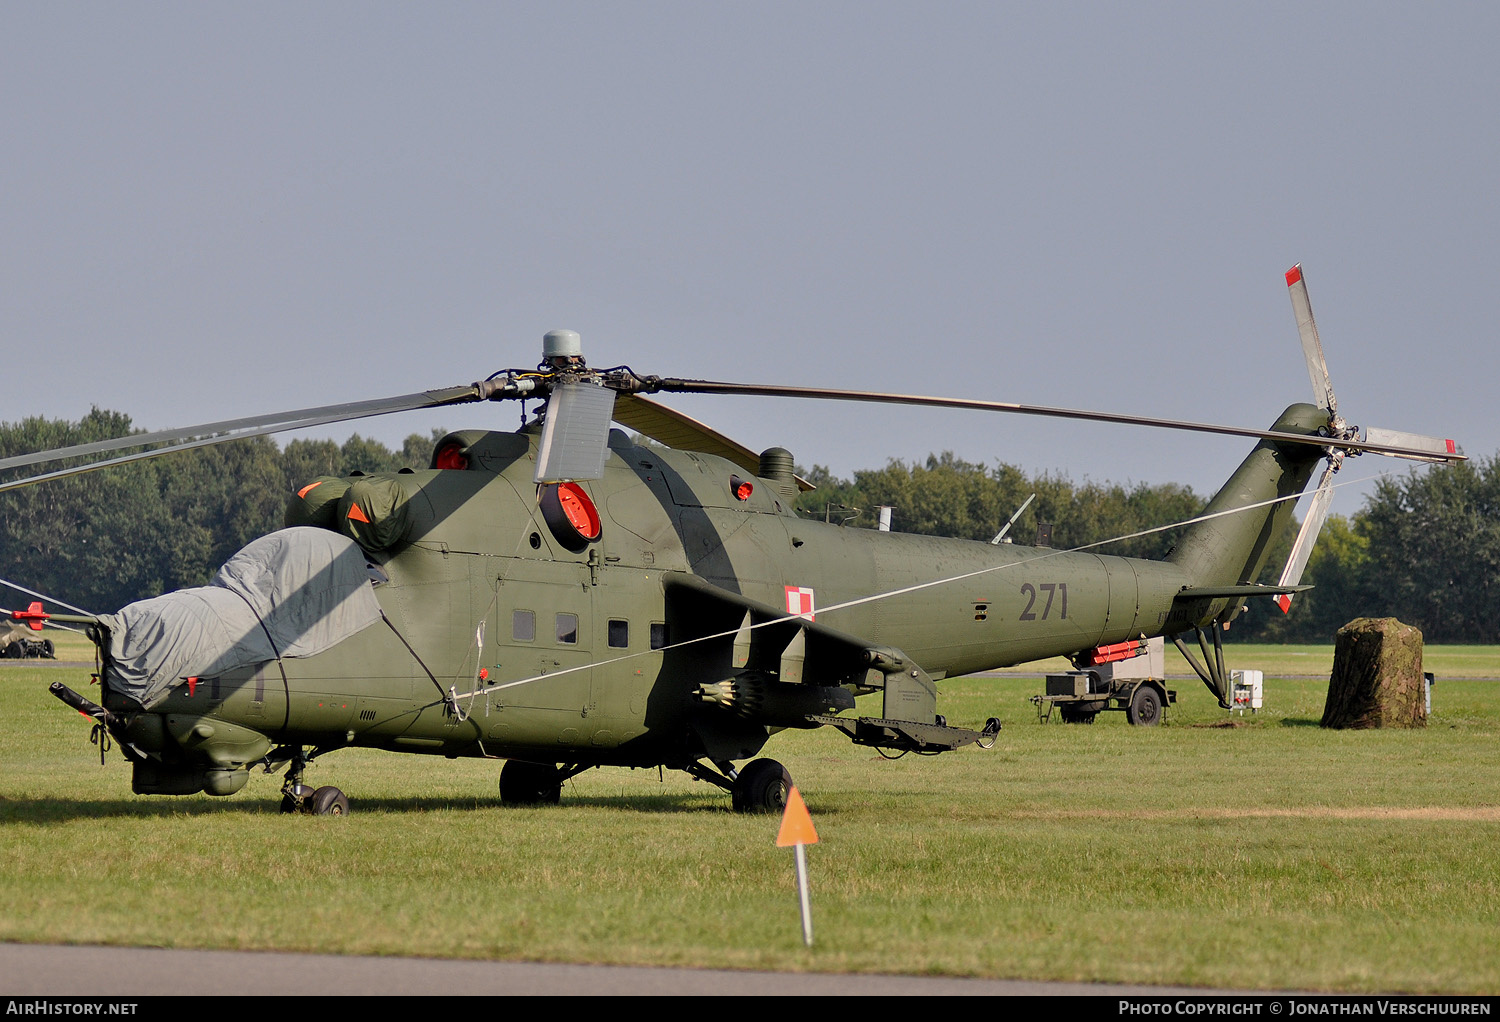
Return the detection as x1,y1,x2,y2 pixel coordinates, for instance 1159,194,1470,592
499,760,563,805
1127,685,1163,727
731,758,792,814
310,785,349,815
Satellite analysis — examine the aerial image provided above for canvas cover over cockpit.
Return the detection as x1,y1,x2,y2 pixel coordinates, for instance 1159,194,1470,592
99,527,383,709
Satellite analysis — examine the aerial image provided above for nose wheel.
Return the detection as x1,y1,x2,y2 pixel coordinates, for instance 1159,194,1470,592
275,747,348,815
279,783,348,815
309,785,349,815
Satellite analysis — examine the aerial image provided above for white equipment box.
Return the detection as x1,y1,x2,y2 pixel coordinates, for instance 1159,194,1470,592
1230,669,1263,715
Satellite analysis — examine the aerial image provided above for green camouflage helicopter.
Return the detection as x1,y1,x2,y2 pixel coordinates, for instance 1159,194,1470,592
2,266,1463,814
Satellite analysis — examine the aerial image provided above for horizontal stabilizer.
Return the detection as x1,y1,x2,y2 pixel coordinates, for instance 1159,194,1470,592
1176,583,1314,600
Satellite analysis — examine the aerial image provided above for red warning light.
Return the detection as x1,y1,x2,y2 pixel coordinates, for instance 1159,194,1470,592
731,476,754,501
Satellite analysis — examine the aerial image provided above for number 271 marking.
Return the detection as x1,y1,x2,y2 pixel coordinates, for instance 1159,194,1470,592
1019,582,1067,621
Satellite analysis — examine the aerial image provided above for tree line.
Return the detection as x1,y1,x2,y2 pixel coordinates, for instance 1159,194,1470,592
1,409,1493,643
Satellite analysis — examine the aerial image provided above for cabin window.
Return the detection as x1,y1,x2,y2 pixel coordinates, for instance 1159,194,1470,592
556,613,579,645
650,622,668,650
513,610,535,642
608,619,629,648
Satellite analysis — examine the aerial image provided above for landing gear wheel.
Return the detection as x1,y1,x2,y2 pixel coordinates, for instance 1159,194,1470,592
499,760,563,805
310,785,349,815
731,758,792,814
1127,685,1163,727
279,783,314,814
1059,702,1102,724
41,639,54,659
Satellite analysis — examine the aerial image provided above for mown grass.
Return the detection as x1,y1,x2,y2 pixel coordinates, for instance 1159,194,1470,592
2,648,1498,993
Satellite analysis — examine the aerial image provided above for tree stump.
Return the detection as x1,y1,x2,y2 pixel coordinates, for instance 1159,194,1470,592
1321,617,1426,729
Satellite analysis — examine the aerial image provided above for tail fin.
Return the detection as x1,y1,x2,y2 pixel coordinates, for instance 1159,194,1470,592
1168,403,1327,588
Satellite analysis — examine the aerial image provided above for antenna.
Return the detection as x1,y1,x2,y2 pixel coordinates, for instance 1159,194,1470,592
991,493,1036,545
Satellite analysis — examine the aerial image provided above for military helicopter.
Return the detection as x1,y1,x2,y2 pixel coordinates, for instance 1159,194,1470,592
2,266,1463,814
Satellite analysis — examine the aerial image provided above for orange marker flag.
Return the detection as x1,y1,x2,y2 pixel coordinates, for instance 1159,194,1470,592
776,786,818,947
776,786,819,847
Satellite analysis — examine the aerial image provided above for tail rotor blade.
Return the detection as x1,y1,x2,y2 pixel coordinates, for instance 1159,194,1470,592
1275,460,1337,613
1361,427,1462,464
1286,264,1338,416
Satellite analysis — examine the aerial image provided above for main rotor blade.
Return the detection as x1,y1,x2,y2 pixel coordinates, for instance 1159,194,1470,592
1275,460,1338,613
1286,264,1338,415
612,394,815,490
650,379,1465,462
0,385,490,495
0,385,485,475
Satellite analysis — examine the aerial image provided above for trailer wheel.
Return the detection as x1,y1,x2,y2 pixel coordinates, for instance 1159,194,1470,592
1059,703,1101,724
1127,685,1163,727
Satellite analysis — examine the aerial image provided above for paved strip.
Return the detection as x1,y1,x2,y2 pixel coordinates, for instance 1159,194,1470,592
0,943,1233,997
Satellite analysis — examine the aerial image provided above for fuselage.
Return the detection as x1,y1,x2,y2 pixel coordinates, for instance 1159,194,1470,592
100,403,1328,795
110,424,1219,768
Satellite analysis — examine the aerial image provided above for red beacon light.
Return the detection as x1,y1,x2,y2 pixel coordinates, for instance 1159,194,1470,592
731,476,754,501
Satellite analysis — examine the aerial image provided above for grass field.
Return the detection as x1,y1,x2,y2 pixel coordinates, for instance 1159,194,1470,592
2,642,1497,993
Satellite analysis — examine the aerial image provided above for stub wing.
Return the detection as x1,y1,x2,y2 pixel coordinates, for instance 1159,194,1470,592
664,574,999,752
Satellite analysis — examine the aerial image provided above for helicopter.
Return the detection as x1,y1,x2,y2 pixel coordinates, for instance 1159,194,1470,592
2,265,1463,815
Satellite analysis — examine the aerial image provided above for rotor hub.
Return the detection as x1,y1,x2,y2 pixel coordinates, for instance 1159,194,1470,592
542,329,584,367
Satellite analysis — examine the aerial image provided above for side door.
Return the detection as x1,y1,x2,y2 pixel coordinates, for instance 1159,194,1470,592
483,556,597,751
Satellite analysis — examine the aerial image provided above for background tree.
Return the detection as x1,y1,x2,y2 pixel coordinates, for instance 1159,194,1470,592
1358,457,1500,643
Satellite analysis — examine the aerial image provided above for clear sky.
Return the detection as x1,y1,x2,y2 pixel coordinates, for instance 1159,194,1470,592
3,2,1494,521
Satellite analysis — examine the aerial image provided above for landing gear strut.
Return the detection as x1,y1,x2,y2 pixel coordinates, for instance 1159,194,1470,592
274,747,347,815
682,757,794,813
1172,620,1233,709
